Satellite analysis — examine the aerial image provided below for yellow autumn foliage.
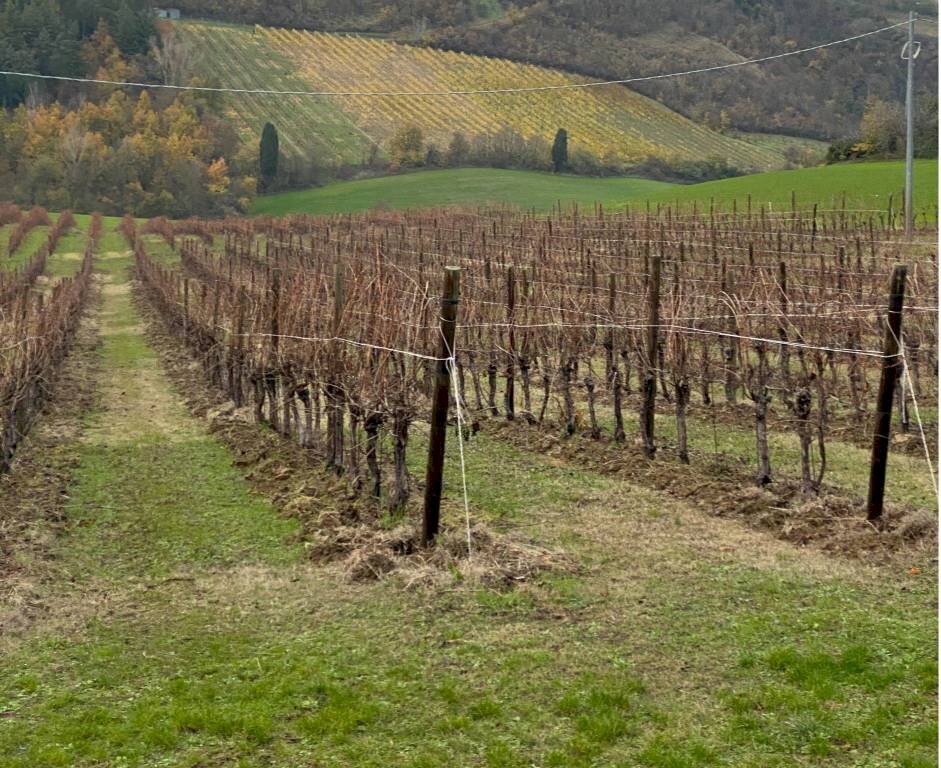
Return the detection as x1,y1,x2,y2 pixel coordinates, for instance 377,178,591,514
179,20,793,171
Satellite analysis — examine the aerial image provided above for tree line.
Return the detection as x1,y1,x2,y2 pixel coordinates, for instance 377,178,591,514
826,94,938,163
0,0,155,107
264,121,746,194
0,3,256,217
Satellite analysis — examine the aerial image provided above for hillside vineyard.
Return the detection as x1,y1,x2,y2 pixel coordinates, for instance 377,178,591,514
127,205,936,509
180,21,793,170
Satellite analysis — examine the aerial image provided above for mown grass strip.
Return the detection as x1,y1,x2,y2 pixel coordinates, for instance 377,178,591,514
44,222,88,281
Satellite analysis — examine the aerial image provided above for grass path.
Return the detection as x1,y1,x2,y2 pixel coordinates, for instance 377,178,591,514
54,250,302,583
0,233,935,767
3,225,50,271
43,221,89,283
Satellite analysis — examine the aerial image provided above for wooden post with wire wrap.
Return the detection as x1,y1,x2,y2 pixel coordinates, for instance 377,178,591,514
422,266,461,546
867,264,907,522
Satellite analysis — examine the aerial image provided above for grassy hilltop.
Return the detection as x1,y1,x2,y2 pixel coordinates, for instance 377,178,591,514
253,160,939,217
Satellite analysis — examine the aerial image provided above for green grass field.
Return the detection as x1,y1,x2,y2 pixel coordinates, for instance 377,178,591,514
252,169,673,216
642,159,939,217
254,160,938,218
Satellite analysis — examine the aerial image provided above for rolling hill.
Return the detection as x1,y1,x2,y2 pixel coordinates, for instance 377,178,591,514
252,160,939,217
171,0,938,141
178,20,820,172
251,169,673,215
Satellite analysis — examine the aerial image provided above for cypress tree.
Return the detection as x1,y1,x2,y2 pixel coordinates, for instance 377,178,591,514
260,122,279,190
113,1,155,55
551,128,568,173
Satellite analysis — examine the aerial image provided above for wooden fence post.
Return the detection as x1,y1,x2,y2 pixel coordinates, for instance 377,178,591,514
422,267,461,547
777,261,790,383
327,250,346,472
266,271,281,431
232,286,246,407
182,277,189,339
641,251,661,458
867,264,908,522
504,265,516,421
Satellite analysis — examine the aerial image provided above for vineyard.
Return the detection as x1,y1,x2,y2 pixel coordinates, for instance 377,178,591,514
0,5,937,761
126,203,937,559
0,202,936,766
0,206,98,472
178,20,814,170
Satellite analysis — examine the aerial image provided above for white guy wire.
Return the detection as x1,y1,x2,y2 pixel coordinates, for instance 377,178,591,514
230,331,448,361
901,351,937,496
445,346,474,559
887,319,937,497
218,322,892,359
0,21,908,98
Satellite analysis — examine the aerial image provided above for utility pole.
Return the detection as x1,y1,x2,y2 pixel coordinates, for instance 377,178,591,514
902,10,919,241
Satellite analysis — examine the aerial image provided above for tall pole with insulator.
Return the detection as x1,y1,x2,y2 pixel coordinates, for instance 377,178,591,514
903,10,919,241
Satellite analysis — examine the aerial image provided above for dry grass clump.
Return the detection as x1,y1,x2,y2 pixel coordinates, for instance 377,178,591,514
340,522,578,589
775,493,938,561
896,510,938,541
280,479,577,589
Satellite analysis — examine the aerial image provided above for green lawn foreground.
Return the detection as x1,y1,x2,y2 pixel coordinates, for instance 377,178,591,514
253,160,939,218
0,221,935,767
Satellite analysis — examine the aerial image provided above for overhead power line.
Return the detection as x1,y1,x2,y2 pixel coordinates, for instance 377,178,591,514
0,20,912,98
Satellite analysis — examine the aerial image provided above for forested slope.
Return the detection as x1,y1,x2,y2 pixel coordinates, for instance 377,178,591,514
172,0,939,140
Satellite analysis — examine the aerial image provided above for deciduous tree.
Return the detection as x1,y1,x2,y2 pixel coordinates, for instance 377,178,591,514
390,124,424,167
